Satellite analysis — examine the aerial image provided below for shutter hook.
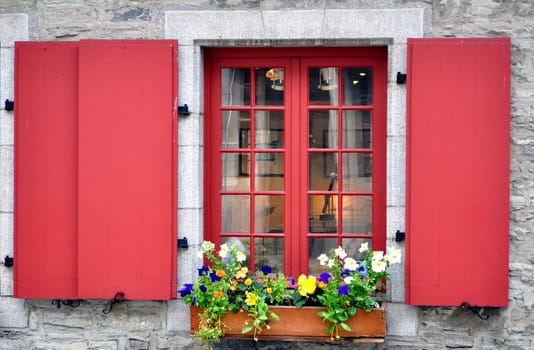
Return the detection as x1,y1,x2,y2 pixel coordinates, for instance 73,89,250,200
103,291,125,314
460,302,489,320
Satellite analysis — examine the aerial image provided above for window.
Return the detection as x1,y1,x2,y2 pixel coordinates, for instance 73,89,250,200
204,48,387,276
14,40,178,300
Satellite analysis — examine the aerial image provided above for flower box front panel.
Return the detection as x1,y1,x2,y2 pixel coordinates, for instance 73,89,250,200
190,304,385,342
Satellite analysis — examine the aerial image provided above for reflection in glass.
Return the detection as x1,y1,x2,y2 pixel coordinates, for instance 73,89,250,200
343,68,372,105
221,195,250,233
222,111,250,148
308,195,338,233
255,195,284,233
343,111,372,149
256,111,284,149
222,237,250,268
342,153,372,192
255,153,284,191
222,153,250,191
222,68,250,106
309,68,338,106
342,238,372,260
255,238,284,273
255,68,284,106
309,110,338,148
308,238,338,274
309,153,337,191
342,195,372,234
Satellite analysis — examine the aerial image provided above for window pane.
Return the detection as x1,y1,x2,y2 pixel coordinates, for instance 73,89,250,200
255,153,284,191
342,153,372,192
309,110,338,148
308,238,338,275
343,110,372,149
222,111,250,148
222,237,250,268
309,153,337,191
309,68,338,106
222,68,250,106
221,195,250,233
342,195,372,234
222,153,250,191
255,111,284,149
308,194,338,233
342,68,372,105
255,68,284,106
341,238,373,261
255,237,284,273
254,195,284,233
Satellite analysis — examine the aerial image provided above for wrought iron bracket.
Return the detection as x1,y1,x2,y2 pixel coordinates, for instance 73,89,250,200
460,302,490,320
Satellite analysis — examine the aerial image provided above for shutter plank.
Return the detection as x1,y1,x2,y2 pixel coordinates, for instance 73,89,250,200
77,40,177,300
406,38,510,306
14,43,79,298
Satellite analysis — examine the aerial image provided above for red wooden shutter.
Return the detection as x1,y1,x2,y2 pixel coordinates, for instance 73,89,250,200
14,42,79,299
77,40,177,300
406,38,510,306
14,40,177,300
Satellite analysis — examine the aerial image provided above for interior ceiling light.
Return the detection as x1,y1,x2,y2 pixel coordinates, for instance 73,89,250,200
266,68,284,91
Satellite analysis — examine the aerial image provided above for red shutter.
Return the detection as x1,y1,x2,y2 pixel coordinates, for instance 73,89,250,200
406,38,510,306
14,40,177,300
77,40,177,300
14,43,79,299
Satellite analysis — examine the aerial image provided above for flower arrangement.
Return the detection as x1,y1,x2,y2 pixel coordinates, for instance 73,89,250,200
180,241,401,347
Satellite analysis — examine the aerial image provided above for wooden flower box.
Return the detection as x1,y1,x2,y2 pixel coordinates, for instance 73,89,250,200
190,303,386,343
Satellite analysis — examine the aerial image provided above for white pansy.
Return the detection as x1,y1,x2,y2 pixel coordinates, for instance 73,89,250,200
317,254,329,266
334,246,347,259
372,251,384,261
327,259,335,268
236,251,246,262
358,242,369,253
386,248,402,264
343,257,358,271
218,244,229,258
371,259,386,273
343,276,355,284
202,241,215,252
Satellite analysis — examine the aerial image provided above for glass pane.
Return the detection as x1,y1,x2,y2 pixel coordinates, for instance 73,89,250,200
254,195,284,233
342,153,372,192
221,195,250,233
308,238,338,275
255,153,284,191
222,111,250,148
309,110,338,148
308,195,338,233
255,68,284,106
222,68,250,106
254,237,284,273
343,68,372,105
222,237,250,268
255,111,284,149
342,195,372,234
222,153,250,191
342,238,373,261
343,111,372,149
309,153,337,191
309,67,338,106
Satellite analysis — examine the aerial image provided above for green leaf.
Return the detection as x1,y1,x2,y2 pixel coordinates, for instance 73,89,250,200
241,325,253,334
270,312,280,320
340,322,352,332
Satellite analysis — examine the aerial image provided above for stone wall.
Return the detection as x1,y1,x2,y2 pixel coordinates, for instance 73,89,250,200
0,1,532,349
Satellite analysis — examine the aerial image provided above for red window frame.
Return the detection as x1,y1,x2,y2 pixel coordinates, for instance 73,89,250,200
204,47,387,276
